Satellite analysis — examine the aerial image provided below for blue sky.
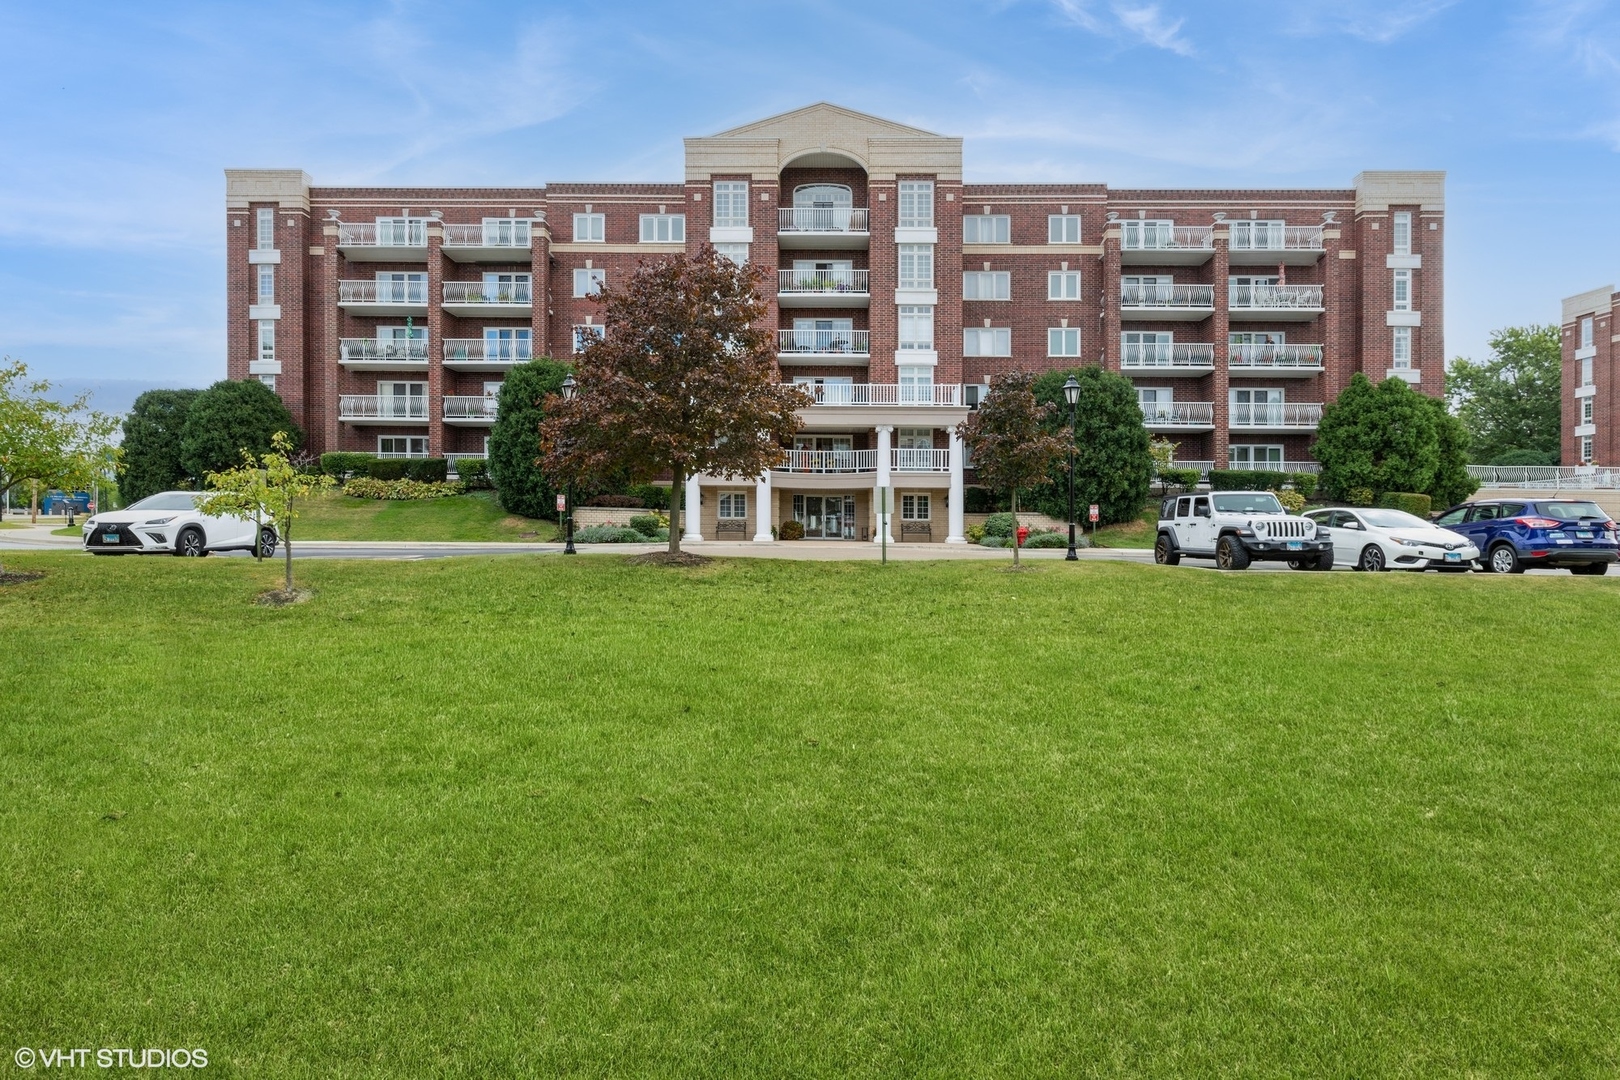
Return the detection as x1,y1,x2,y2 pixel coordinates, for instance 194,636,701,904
2,0,1617,407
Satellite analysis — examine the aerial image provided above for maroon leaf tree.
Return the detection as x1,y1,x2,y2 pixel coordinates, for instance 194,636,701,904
539,248,810,556
957,371,1069,567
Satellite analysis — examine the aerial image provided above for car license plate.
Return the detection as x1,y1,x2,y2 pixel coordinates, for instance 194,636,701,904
1556,538,1574,545
1578,531,1593,539
101,533,119,544
1287,540,1303,551
1444,551,1461,562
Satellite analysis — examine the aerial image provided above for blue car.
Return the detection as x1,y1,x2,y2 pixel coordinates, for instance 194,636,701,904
1435,498,1619,575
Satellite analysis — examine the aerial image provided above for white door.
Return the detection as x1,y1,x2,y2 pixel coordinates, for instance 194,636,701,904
1138,387,1173,424
1231,388,1283,426
792,318,853,353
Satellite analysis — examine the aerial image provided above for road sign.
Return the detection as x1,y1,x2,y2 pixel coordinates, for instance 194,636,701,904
1088,504,1100,522
556,494,567,513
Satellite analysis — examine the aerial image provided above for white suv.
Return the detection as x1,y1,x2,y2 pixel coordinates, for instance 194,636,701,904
1155,490,1333,571
82,491,275,557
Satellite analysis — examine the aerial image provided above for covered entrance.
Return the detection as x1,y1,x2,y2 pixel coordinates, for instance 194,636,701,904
793,494,856,540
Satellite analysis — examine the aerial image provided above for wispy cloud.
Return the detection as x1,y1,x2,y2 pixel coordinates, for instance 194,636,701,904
1051,0,1194,55
1287,0,1459,43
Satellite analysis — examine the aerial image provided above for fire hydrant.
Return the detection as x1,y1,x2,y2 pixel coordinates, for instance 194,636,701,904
1015,525,1030,547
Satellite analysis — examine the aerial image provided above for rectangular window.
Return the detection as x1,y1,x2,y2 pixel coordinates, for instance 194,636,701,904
573,324,605,353
712,181,749,227
1582,397,1595,423
1048,215,1081,243
898,244,934,289
375,271,428,302
375,217,427,246
1048,271,1080,300
256,374,276,392
378,436,429,458
257,265,275,302
1048,327,1081,356
481,272,531,302
718,493,747,519
483,327,531,361
897,427,933,449
1581,435,1594,464
1392,269,1411,311
1392,326,1412,369
898,306,934,350
901,493,931,521
377,382,427,419
962,215,1011,244
1393,211,1412,256
1229,445,1284,469
481,218,530,246
898,366,933,403
639,214,685,242
256,208,275,250
898,181,934,228
1583,357,1595,386
963,327,1012,356
257,320,275,362
1229,220,1286,251
573,268,605,297
1582,316,1595,350
713,243,748,265
963,271,1010,300
573,213,604,242
1121,220,1175,249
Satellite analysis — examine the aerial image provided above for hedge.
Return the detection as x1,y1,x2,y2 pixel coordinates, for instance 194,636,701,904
455,458,492,489
586,494,645,508
628,514,664,538
320,452,376,479
573,525,656,544
362,458,409,481
1209,469,1319,494
342,478,465,500
1157,468,1201,490
1377,491,1433,518
403,458,448,483
981,512,1017,537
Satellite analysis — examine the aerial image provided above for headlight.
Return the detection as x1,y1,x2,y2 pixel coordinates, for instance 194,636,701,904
142,516,176,526
1389,536,1424,548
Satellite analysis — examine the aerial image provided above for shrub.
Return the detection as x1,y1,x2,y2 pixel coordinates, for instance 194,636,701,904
1377,491,1433,518
572,524,648,543
1348,486,1375,506
964,523,986,543
978,535,1008,548
964,487,1006,513
362,458,409,481
779,519,805,540
342,478,465,500
626,483,670,510
489,359,571,519
628,514,663,538
404,458,448,483
320,452,375,479
1023,530,1071,548
179,378,302,481
1290,472,1320,498
1158,467,1201,491
1270,488,1306,514
456,458,491,489
1207,469,1289,491
982,511,1017,537
586,494,645,508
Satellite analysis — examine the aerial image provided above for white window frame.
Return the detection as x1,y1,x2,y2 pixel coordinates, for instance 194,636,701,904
963,271,1010,300
257,320,275,362
717,492,748,519
1229,220,1286,251
962,215,1011,244
481,218,530,246
898,244,934,289
1393,211,1412,256
256,374,276,392
257,265,275,302
481,272,531,302
375,216,427,246
713,243,748,265
1392,326,1412,369
712,181,749,228
1581,435,1594,464
1048,271,1080,300
573,324,605,353
483,327,531,361
573,213,604,243
1048,327,1082,357
898,306,934,351
1229,444,1284,469
378,436,429,458
639,214,685,243
963,327,1012,357
1583,356,1595,387
1582,396,1595,423
898,181,934,228
256,208,275,250
1581,316,1594,350
897,427,934,449
901,493,931,521
1048,215,1081,244
1392,268,1411,311
898,367,933,403
573,267,605,297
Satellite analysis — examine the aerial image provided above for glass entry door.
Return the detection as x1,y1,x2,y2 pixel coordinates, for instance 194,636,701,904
793,494,857,539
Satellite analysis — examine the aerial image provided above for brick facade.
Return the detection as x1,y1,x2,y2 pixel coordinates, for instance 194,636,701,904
1561,286,1617,467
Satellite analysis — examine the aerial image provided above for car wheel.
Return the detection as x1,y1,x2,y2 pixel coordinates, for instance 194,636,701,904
1311,551,1334,571
1154,534,1180,566
1215,535,1250,571
1571,563,1609,576
175,527,206,557
1358,545,1387,572
258,528,278,558
1486,543,1523,574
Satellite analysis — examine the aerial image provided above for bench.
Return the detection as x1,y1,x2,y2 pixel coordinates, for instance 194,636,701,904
715,519,748,537
900,521,933,542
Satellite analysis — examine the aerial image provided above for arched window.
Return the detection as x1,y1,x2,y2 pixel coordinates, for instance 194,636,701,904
793,184,852,208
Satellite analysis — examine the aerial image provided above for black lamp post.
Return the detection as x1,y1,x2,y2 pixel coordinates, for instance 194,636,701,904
560,374,577,555
1063,375,1080,561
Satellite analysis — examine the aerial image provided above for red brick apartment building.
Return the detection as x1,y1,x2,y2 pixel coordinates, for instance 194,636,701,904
1561,286,1616,467
225,103,1444,543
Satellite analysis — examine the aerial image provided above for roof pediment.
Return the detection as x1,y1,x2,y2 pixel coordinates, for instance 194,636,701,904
686,103,962,182
707,102,942,140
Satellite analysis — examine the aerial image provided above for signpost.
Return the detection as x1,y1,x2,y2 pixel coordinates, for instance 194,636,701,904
1088,503,1099,547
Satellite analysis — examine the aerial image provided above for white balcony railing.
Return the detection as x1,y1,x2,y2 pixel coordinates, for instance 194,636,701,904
777,207,870,234
1228,344,1325,370
337,222,425,247
891,448,951,471
1121,223,1213,251
1140,402,1215,427
339,280,428,304
442,222,531,248
1229,284,1324,311
796,383,961,407
442,339,532,363
776,329,871,356
778,268,869,295
443,281,532,305
1228,224,1325,252
339,394,428,420
445,452,487,475
1230,403,1323,428
443,396,498,420
339,338,429,362
778,449,878,473
1121,343,1215,369
1121,284,1215,308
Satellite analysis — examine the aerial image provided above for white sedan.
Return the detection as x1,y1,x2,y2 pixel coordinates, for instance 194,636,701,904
82,491,275,557
1303,507,1478,572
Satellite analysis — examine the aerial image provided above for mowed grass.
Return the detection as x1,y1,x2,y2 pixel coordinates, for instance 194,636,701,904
2,553,1619,1078
293,489,553,542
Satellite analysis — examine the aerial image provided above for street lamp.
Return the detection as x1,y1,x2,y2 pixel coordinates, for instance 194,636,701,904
1063,375,1080,561
560,374,577,556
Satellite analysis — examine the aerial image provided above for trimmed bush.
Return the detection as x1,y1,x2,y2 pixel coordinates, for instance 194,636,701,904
342,478,465,500
456,458,492,490
1377,491,1434,518
982,512,1017,537
1207,469,1292,491
626,483,670,510
1348,487,1375,507
778,519,805,540
572,525,649,544
320,452,375,479
628,514,663,538
1271,489,1306,514
978,535,1008,548
404,458,448,483
363,458,409,481
586,494,645,508
1291,472,1320,498
1158,468,1202,490
965,523,986,543
1023,530,1070,549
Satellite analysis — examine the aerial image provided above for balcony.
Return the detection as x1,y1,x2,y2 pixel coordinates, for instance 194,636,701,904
338,280,429,316
443,396,498,425
443,339,531,372
1228,284,1324,321
1140,402,1215,432
339,338,429,372
1120,223,1214,265
777,207,870,249
1121,343,1215,372
797,383,962,407
891,448,952,472
338,395,430,425
1228,343,1324,377
442,280,532,317
778,268,869,308
777,449,878,474
1120,283,1214,321
1227,224,1325,266
336,222,428,262
1230,402,1323,431
776,329,870,364
441,222,533,263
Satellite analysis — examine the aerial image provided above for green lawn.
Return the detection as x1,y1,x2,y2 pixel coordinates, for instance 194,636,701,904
293,490,554,542
2,553,1618,1077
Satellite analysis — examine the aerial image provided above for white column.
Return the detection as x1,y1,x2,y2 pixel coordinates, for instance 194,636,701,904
873,425,894,544
753,473,773,542
682,473,703,542
947,430,967,543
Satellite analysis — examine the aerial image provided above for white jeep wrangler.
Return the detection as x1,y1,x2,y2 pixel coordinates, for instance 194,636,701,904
1155,490,1333,571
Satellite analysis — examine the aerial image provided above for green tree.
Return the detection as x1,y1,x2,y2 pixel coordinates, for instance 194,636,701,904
1314,373,1478,505
199,431,334,597
1029,367,1153,526
1426,395,1480,508
179,379,301,482
957,371,1069,567
488,358,571,519
0,360,120,538
120,389,201,502
1446,325,1561,463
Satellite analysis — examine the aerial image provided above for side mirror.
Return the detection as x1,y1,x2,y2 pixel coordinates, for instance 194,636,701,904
1194,505,1211,518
